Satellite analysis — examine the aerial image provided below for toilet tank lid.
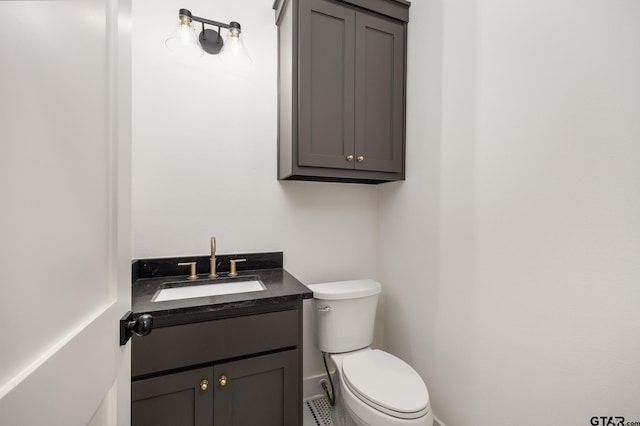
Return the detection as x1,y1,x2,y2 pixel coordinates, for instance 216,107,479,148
307,279,381,300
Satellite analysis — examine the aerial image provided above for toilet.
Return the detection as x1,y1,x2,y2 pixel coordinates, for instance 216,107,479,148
307,279,433,426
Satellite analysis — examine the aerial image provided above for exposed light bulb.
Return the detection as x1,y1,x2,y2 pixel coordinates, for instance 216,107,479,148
165,13,202,58
221,24,251,66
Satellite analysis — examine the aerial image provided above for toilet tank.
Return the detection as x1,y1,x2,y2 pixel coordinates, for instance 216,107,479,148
307,279,382,353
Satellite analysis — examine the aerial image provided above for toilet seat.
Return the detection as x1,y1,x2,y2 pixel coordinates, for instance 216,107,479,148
342,350,430,420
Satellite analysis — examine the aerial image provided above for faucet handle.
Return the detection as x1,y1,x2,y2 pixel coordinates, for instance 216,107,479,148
178,262,198,280
228,259,246,277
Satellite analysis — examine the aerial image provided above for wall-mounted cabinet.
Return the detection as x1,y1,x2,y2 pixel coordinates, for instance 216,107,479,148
275,0,410,184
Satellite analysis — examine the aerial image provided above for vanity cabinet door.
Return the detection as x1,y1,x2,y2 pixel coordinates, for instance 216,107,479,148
213,349,299,426
132,366,213,426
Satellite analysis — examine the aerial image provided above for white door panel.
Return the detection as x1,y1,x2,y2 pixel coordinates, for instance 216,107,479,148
0,0,131,424
0,303,123,424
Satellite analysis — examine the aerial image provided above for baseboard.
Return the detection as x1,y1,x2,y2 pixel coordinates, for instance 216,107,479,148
303,372,332,401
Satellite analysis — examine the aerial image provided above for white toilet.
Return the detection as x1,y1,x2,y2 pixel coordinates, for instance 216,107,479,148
307,279,433,426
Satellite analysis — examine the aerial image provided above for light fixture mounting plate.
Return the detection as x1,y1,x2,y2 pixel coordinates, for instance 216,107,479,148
199,28,223,54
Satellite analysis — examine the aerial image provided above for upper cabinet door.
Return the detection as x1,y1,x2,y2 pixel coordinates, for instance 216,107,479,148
354,12,405,173
299,0,356,169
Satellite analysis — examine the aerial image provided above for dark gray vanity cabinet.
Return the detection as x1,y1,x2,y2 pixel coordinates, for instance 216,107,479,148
275,0,410,183
213,350,298,425
132,367,214,426
131,306,302,425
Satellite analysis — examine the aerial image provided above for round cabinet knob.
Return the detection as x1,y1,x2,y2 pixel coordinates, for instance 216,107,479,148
133,314,153,336
125,314,153,340
346,155,354,162
356,155,364,162
219,375,227,387
200,379,209,391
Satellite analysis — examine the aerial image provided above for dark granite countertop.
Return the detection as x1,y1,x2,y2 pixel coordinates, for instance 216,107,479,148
132,252,312,327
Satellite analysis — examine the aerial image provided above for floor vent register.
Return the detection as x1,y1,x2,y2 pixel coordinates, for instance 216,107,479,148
304,397,333,426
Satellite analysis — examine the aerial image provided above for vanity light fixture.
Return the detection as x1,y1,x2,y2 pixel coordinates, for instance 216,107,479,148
165,8,251,64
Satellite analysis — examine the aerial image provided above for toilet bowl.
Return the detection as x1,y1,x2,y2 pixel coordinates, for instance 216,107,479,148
307,280,433,426
331,349,433,426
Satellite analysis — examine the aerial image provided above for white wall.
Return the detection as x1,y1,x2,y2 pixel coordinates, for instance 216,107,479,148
379,0,640,425
132,0,378,381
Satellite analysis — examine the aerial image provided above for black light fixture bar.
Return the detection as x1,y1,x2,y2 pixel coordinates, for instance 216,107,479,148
176,8,242,55
169,8,248,60
191,15,231,30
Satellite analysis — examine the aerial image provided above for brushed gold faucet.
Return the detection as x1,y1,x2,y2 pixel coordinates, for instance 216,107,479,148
178,262,198,280
228,258,246,277
209,236,218,278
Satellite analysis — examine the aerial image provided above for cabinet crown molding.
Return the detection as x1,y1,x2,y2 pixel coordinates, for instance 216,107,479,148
273,0,410,24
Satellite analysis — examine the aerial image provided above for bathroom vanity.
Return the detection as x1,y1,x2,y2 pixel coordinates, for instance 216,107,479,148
130,252,311,426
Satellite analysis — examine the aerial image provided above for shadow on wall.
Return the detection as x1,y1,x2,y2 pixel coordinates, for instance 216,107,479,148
376,0,480,423
277,180,378,284
278,180,377,215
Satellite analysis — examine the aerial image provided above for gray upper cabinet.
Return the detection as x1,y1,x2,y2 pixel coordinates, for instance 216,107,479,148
275,0,410,184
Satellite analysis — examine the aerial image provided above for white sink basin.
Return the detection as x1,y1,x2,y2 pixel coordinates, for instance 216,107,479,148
152,279,265,302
